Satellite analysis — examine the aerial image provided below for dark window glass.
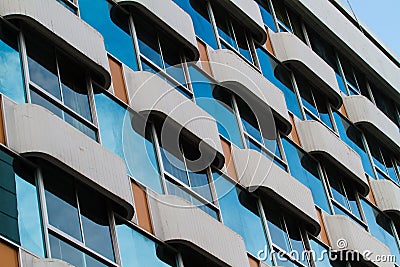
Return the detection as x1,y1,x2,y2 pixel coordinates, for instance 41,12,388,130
0,21,26,103
361,199,400,265
213,173,272,264
256,47,302,118
190,67,243,147
26,36,60,99
282,138,330,212
256,0,277,31
78,186,114,261
79,0,138,70
333,112,374,177
172,0,217,49
44,170,82,242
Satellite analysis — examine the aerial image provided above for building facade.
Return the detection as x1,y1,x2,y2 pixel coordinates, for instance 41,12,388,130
0,0,399,267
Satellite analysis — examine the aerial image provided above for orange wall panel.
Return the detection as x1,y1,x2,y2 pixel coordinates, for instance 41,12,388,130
248,254,260,267
339,104,349,118
289,114,301,147
108,56,129,104
221,138,239,182
265,28,275,55
0,241,18,267
197,39,212,76
316,208,330,247
131,181,153,234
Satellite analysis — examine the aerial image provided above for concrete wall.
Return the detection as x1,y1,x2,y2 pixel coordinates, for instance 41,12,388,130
290,0,400,100
124,70,225,169
116,0,199,61
323,214,393,267
0,0,111,88
295,119,368,195
148,193,250,267
270,31,342,109
370,179,400,218
4,103,134,219
343,94,400,153
208,48,291,135
210,0,266,44
232,147,320,235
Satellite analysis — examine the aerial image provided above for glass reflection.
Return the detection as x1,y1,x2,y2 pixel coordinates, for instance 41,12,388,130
116,221,177,267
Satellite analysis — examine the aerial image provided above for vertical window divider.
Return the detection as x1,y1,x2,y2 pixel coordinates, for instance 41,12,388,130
18,31,31,103
318,163,335,214
206,1,222,49
257,198,277,266
335,53,350,95
176,252,185,267
74,187,86,245
361,133,379,179
36,168,51,258
289,72,307,121
231,95,247,149
207,168,221,221
267,0,280,34
151,123,168,194
128,16,143,71
108,210,122,266
87,79,101,143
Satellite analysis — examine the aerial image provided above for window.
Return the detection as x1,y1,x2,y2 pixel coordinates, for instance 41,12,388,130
255,0,277,31
369,83,400,128
256,47,303,119
94,92,163,194
0,21,26,104
333,112,375,178
263,203,309,267
366,134,400,184
173,0,218,49
211,2,254,63
270,0,305,42
361,199,400,265
134,18,191,98
294,73,334,130
56,0,78,14
213,172,272,265
115,219,178,267
43,166,115,266
323,164,363,223
24,32,97,140
282,138,330,213
79,0,138,70
337,56,369,97
189,66,243,147
156,130,219,219
233,95,285,169
0,150,44,257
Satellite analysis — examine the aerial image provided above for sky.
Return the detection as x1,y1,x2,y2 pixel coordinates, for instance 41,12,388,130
341,0,400,58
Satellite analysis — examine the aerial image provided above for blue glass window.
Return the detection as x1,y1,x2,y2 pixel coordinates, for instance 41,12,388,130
256,0,277,31
256,47,302,118
282,138,330,212
212,3,253,63
294,73,334,130
0,21,26,103
116,221,177,267
172,0,217,49
49,234,108,267
361,199,400,265
44,168,115,262
94,93,163,194
190,66,243,147
79,0,138,70
333,112,375,177
0,150,44,257
213,172,272,265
